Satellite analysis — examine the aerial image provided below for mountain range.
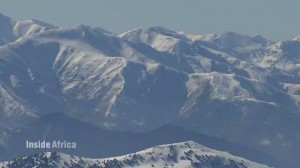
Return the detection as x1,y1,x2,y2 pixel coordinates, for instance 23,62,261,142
0,12,299,167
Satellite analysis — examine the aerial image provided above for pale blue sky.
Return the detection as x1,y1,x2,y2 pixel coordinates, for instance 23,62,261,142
0,0,299,41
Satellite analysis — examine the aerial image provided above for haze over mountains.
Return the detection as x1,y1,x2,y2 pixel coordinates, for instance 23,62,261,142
0,13,299,167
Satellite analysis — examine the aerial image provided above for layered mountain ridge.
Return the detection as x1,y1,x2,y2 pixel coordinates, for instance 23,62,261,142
0,13,299,167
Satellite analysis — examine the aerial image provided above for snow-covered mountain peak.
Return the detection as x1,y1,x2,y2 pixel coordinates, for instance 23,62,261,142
187,33,217,42
34,24,117,44
292,35,300,41
120,26,188,41
217,31,249,40
74,24,111,34
261,39,300,69
176,30,217,42
252,35,268,44
0,13,55,46
13,19,55,38
120,26,191,52
212,32,267,48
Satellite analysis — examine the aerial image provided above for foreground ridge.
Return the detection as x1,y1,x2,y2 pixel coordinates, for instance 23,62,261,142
0,141,271,168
